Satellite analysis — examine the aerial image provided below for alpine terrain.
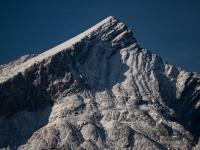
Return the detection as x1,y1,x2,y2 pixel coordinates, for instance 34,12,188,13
0,16,200,150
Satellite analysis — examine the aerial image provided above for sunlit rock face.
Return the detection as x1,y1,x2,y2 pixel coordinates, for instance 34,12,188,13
0,16,200,150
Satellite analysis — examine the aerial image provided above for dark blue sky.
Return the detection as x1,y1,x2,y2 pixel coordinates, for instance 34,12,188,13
0,0,200,72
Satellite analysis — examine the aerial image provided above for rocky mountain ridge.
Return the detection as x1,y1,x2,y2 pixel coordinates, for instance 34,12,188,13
0,16,200,150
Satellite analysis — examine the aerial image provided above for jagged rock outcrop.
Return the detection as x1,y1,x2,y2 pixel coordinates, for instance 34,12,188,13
0,16,199,150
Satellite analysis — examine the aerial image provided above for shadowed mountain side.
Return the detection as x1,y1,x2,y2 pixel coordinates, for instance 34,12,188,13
0,107,52,149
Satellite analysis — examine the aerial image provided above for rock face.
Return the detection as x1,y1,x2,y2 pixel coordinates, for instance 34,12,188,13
0,16,200,150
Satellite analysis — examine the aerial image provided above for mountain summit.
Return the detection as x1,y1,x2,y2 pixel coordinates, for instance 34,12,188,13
0,16,200,150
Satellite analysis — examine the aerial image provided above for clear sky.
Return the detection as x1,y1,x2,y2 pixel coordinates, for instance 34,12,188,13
0,0,200,72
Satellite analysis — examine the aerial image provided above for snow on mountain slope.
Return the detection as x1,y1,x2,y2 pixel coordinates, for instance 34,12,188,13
0,16,119,83
0,16,200,150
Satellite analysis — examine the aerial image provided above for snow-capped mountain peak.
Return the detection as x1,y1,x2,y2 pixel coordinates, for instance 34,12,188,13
0,16,200,150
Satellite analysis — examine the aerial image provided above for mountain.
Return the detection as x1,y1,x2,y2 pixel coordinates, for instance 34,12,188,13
0,16,200,150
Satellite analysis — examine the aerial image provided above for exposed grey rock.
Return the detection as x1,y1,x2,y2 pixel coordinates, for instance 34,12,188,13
0,16,199,150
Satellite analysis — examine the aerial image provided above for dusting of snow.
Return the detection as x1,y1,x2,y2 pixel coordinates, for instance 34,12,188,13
0,16,117,83
0,16,199,149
